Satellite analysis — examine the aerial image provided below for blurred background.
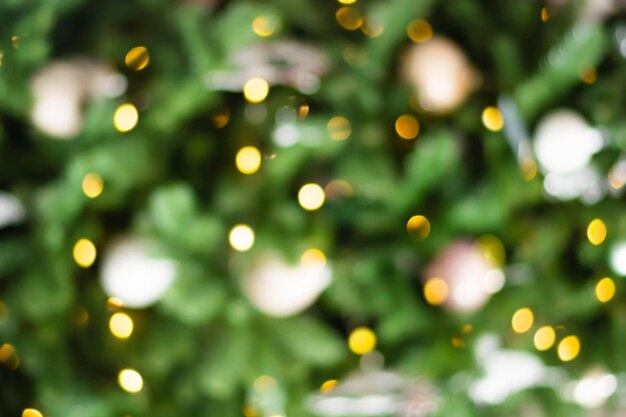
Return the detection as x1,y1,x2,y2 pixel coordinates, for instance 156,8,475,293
1,0,626,416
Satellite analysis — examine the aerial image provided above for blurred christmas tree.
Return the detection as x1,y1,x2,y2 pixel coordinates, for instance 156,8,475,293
1,0,626,416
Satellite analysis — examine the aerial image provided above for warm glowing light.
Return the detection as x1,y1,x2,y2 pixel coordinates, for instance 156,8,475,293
236,146,262,174
406,215,430,239
580,68,597,84
511,308,534,334
300,249,327,268
348,327,377,355
0,343,16,363
395,115,420,140
243,78,269,103
252,16,275,37
229,224,255,252
335,7,363,31
541,7,550,22
118,368,143,393
477,235,505,266
521,158,538,181
407,19,433,43
109,312,134,339
423,277,448,305
482,107,504,132
125,46,150,71
587,219,607,246
212,108,230,128
73,238,97,268
82,173,103,198
361,18,384,38
298,183,325,211
113,103,138,132
22,409,43,417
325,179,354,200
327,116,351,141
595,277,616,303
558,335,580,362
338,0,357,4
320,379,338,393
533,326,556,351
298,104,309,119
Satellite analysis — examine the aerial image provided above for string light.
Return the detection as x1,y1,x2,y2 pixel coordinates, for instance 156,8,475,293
337,0,357,4
298,183,325,211
395,115,420,140
252,16,276,37
125,46,149,71
243,78,269,103
482,107,504,132
113,103,138,132
73,238,97,268
229,224,255,252
595,277,616,303
348,327,376,355
0,343,19,369
511,307,534,334
423,277,448,305
533,326,556,351
587,219,607,246
406,215,430,239
235,146,262,174
22,409,43,417
327,116,351,141
109,312,134,339
82,173,103,198
118,368,143,393
320,379,338,393
407,19,433,43
335,7,363,31
558,335,580,362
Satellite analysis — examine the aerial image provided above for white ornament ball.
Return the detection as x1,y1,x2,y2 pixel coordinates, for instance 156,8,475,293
242,252,331,317
401,37,478,113
100,237,177,308
533,109,603,175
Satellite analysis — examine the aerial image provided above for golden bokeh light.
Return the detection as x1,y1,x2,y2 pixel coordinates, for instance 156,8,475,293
229,224,255,252
22,409,43,417
118,368,143,393
325,179,354,200
243,78,270,103
212,108,230,128
407,19,433,43
327,116,352,141
300,249,327,268
423,277,448,306
558,335,580,362
236,146,262,175
338,0,357,4
320,379,338,393
533,326,556,351
587,219,607,246
109,312,134,339
335,7,363,31
406,215,430,239
125,46,150,71
521,158,538,181
0,343,16,363
298,183,325,211
541,7,550,22
252,16,276,37
113,103,138,133
511,307,534,334
73,238,97,268
579,68,597,84
482,107,505,132
298,104,310,119
477,235,505,266
595,277,616,303
82,173,103,198
395,115,420,140
348,327,377,355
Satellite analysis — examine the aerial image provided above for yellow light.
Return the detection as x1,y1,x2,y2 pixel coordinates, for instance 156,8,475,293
348,327,377,355
476,235,505,266
407,19,433,43
229,224,255,252
395,115,420,140
236,146,262,175
0,343,16,363
327,116,352,141
298,104,309,119
298,183,325,211
118,368,143,393
406,215,430,239
82,173,103,198
587,219,607,246
595,277,616,303
558,335,580,362
533,326,556,351
252,16,275,37
242,406,259,417
482,107,505,132
113,103,138,133
521,158,538,181
73,238,97,268
541,7,550,22
511,308,534,334
338,0,357,4
109,312,134,339
107,297,125,309
320,379,338,393
300,249,327,268
423,277,448,305
579,68,597,84
125,46,149,71
212,108,230,128
22,409,43,417
243,78,269,103
335,7,363,31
